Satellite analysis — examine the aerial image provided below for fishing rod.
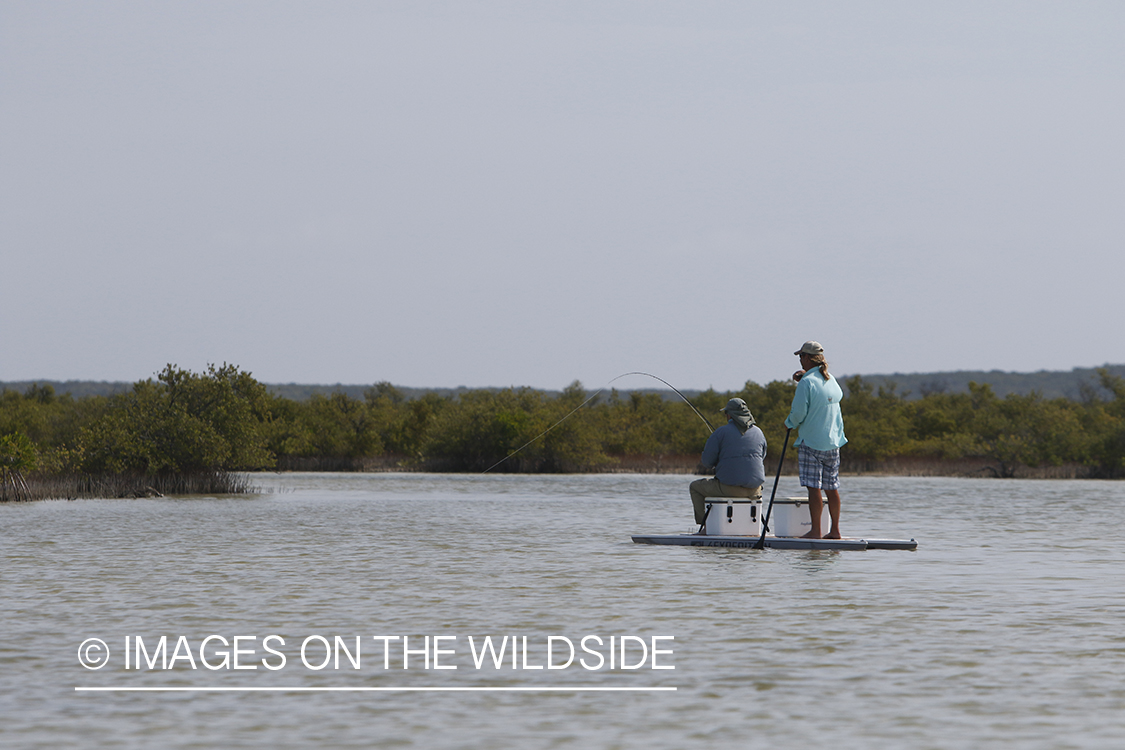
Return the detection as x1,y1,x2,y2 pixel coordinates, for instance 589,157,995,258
613,372,715,433
482,371,714,474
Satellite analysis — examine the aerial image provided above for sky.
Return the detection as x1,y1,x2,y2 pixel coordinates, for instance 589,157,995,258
2,1,1123,391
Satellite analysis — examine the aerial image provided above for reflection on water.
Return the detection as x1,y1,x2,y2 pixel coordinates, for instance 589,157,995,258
2,474,1124,749
787,550,844,573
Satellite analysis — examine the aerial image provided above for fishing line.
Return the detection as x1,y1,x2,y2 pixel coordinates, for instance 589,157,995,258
482,371,714,474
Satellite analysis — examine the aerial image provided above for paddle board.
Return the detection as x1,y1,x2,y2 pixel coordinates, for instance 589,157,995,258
631,534,917,551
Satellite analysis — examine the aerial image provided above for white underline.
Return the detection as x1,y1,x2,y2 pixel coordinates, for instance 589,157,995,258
75,686,676,692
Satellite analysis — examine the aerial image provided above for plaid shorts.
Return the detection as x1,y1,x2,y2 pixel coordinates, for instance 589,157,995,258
798,444,841,490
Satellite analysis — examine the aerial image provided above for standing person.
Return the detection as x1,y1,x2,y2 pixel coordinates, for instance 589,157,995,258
689,398,768,529
785,341,848,539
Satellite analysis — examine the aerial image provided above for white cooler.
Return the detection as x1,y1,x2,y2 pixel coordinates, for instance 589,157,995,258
768,497,831,537
704,499,762,536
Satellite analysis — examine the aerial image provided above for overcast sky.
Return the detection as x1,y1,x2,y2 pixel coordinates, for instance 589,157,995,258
2,1,1123,391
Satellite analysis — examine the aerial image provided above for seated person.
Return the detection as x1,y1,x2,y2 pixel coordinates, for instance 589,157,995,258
689,398,768,529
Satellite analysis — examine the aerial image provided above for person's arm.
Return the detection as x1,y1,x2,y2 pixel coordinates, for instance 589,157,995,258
785,380,809,429
700,428,722,469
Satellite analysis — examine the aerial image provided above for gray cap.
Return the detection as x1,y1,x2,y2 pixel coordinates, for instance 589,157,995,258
720,395,756,431
720,398,755,426
794,340,825,356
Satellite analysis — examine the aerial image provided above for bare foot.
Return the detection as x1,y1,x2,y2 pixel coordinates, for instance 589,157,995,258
800,531,822,539
823,531,842,539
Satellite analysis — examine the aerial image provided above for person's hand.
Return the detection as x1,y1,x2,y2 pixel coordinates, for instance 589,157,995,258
792,369,807,382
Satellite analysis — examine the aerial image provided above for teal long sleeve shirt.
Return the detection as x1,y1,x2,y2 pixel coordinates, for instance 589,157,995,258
784,372,848,451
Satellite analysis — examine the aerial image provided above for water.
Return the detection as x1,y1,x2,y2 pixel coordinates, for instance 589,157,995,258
2,473,1123,749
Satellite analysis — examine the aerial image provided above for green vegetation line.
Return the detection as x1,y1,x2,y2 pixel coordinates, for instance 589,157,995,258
3,365,1124,501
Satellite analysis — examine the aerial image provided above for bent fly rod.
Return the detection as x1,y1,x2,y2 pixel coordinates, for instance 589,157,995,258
482,371,714,473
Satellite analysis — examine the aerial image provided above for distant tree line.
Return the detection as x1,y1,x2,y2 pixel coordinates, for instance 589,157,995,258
849,363,1125,401
7,363,1124,402
3,364,1124,500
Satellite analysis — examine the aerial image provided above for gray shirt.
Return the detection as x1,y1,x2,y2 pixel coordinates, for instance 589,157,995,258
700,421,767,488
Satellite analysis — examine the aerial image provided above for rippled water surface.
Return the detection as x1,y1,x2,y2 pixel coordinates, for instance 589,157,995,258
3,474,1124,749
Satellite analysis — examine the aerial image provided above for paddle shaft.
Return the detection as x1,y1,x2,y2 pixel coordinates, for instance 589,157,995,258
755,428,791,549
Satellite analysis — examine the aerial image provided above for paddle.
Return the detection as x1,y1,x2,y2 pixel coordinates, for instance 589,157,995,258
754,428,791,550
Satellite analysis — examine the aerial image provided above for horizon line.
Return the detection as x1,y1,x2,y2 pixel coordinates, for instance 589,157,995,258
6,360,1125,391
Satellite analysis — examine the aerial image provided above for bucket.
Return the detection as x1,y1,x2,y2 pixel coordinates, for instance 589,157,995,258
704,499,762,536
769,497,831,537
